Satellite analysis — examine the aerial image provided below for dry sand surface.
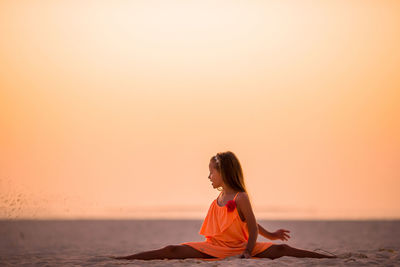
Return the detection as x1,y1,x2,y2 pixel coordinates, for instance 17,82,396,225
1,220,399,266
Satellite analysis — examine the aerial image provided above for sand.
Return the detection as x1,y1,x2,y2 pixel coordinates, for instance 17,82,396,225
1,220,399,266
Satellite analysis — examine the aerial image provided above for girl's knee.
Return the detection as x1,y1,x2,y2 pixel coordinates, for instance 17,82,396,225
261,244,290,260
276,244,290,251
273,244,291,258
163,245,178,253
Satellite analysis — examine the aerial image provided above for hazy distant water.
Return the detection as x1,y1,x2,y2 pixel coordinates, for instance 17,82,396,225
1,220,399,266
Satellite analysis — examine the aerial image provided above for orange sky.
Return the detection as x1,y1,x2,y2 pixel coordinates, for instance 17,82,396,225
1,0,399,220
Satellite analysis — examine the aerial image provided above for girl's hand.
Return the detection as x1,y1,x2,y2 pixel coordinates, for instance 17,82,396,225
272,229,291,241
240,250,252,259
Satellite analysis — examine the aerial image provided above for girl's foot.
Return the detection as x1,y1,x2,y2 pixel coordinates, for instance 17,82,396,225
109,256,125,259
313,248,337,258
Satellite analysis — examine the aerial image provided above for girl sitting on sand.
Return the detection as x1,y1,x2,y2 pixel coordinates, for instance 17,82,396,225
112,151,336,260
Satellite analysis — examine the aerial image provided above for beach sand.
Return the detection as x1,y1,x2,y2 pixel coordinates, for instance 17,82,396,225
1,220,399,266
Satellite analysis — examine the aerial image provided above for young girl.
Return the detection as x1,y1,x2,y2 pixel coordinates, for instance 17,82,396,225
112,151,336,260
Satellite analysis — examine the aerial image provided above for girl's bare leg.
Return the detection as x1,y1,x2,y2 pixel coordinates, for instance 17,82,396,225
112,245,216,260
254,244,337,260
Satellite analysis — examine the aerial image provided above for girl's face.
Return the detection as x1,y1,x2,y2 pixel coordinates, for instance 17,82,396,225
208,161,224,189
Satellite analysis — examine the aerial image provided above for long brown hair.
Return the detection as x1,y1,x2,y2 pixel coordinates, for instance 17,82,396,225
210,151,247,192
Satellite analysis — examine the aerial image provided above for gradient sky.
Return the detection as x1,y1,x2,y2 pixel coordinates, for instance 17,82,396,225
1,0,399,220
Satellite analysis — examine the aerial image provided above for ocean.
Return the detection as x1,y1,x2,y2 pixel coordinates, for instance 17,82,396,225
1,220,399,266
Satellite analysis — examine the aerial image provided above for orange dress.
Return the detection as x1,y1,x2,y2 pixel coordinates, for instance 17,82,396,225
181,192,273,259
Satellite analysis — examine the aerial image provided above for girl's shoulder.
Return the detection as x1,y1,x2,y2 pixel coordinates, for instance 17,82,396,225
235,192,252,221
235,191,249,202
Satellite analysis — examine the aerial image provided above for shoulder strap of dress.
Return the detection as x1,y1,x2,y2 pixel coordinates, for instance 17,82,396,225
233,192,239,201
216,192,222,202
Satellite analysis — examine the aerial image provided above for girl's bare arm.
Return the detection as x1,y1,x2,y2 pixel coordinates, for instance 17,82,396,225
257,223,291,241
236,192,258,258
257,223,275,239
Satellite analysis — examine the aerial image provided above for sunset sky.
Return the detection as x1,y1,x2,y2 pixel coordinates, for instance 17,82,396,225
1,0,399,220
